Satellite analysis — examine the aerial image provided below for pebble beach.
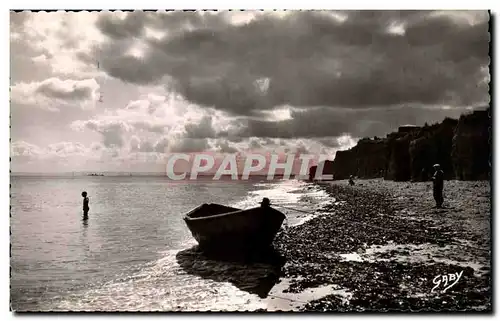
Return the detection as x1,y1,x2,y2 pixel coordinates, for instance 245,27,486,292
270,179,491,312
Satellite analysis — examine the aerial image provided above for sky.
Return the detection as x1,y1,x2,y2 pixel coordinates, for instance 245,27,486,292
9,10,490,173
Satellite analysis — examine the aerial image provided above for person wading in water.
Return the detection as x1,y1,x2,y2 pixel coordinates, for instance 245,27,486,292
431,164,444,208
82,191,90,219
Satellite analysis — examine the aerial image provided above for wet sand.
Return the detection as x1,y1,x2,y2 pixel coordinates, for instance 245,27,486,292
272,179,491,312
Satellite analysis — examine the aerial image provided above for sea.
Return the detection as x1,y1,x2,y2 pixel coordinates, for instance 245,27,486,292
10,175,331,311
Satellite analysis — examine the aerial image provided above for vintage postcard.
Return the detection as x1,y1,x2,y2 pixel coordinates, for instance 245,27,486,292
9,9,491,312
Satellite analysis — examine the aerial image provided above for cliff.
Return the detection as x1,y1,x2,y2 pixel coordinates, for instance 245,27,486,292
309,107,490,181
309,160,334,181
451,109,491,180
407,118,458,181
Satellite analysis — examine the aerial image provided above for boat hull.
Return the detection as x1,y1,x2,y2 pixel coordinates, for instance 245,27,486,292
184,204,286,251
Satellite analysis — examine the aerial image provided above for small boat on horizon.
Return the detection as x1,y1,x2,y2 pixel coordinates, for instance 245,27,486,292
183,199,286,252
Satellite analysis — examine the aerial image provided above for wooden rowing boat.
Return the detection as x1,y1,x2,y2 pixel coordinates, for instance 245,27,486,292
183,201,286,251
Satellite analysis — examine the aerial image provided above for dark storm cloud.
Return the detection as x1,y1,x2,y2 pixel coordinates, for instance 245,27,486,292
93,10,489,117
96,11,150,39
238,108,351,138
190,105,466,142
96,11,228,41
230,105,475,139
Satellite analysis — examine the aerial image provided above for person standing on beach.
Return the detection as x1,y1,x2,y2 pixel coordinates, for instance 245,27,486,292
431,164,444,208
260,197,271,208
82,191,90,219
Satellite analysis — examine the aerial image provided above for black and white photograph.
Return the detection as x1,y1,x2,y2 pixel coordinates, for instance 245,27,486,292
9,7,492,313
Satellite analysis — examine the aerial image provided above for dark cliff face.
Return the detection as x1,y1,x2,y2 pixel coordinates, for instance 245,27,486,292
308,139,387,181
310,107,490,181
386,135,412,181
308,160,335,181
407,118,458,181
451,109,491,180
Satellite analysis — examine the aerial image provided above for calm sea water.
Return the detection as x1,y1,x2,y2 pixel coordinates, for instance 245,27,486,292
10,176,330,311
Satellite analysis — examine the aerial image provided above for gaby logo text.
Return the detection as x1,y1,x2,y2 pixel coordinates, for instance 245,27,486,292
431,270,464,293
164,153,333,180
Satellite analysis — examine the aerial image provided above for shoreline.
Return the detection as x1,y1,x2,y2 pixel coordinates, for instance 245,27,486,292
269,178,491,312
10,178,491,312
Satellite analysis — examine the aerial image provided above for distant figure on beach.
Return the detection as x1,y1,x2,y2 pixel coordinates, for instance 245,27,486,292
81,191,90,219
431,164,444,208
349,175,355,186
260,197,271,208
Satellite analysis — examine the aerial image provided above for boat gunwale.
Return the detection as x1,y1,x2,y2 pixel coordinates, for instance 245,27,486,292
183,204,284,222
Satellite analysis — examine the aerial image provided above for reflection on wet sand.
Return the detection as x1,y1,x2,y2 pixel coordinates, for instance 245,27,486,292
176,246,286,298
